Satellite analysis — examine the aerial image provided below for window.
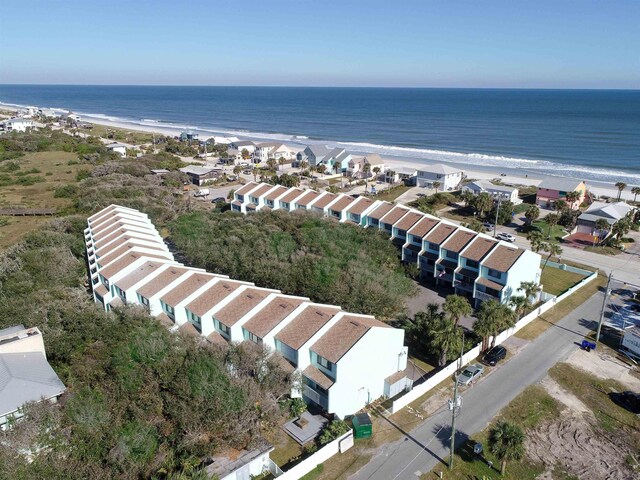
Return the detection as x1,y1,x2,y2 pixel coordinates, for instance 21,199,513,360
428,242,439,252
466,259,479,269
370,218,379,226
244,329,261,344
445,250,458,260
215,319,230,335
187,310,201,325
281,202,290,209
137,294,149,306
317,355,333,370
162,301,174,315
487,268,502,279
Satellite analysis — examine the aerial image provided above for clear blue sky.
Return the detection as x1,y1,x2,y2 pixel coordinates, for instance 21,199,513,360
1,0,638,88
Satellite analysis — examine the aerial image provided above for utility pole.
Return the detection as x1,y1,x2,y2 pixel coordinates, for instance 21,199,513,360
596,271,613,345
493,196,502,238
449,332,465,470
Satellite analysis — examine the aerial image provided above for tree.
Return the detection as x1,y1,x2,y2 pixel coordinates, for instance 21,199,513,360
251,166,259,182
490,200,515,226
526,230,543,253
319,420,350,445
299,160,309,174
233,165,242,177
463,219,484,233
473,300,516,348
615,182,627,201
471,192,493,218
544,213,560,239
442,295,472,326
541,240,562,271
227,189,235,201
241,148,250,160
460,190,473,208
565,190,581,207
488,421,525,476
433,181,441,193
631,186,640,204
519,281,541,303
266,158,277,171
316,164,326,176
524,205,540,225
594,218,610,244
428,313,463,367
372,166,381,179
611,217,631,244
554,199,568,212
508,295,530,320
362,163,371,192
278,156,286,170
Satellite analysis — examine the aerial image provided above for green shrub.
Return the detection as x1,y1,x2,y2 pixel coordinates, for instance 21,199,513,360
318,420,350,445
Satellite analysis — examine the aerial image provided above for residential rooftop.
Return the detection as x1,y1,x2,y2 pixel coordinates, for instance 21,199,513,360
275,305,341,350
242,296,308,339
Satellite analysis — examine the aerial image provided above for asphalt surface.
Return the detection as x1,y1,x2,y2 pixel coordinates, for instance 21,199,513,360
350,290,604,480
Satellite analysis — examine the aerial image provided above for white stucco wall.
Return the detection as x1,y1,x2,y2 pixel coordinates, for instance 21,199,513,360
504,249,542,303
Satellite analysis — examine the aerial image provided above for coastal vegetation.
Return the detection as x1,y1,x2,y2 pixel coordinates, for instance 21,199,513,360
169,210,416,318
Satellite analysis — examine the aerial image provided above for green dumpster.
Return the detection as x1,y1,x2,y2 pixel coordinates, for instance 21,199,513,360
352,413,372,439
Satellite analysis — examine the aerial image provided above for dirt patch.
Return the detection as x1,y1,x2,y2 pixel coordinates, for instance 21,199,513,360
540,377,589,414
526,411,635,480
567,349,640,391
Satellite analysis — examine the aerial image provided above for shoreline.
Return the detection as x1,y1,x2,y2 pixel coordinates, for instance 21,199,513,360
1,103,636,201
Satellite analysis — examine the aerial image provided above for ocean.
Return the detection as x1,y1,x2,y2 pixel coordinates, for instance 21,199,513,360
1,85,639,184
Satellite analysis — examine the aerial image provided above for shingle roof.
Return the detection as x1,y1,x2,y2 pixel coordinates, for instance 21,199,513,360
248,184,274,198
423,223,457,245
99,252,168,280
363,153,384,165
393,211,423,231
329,196,356,212
407,217,439,238
115,260,166,291
0,352,66,417
310,315,389,363
476,277,505,291
311,193,338,209
365,202,394,220
380,206,410,225
346,197,374,215
235,182,259,196
265,185,289,201
186,280,246,317
441,230,476,253
94,284,108,296
161,272,217,306
462,237,498,262
482,245,524,272
214,288,273,327
280,188,305,203
295,190,321,206
89,205,118,221
303,365,335,390
538,178,585,192
136,266,191,298
275,305,340,350
242,296,307,338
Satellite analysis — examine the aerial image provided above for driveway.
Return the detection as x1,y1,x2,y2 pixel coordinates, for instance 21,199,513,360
350,289,604,480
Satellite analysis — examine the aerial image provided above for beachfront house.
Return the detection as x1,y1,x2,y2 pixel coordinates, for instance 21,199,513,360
254,143,296,163
536,178,587,210
1,117,34,133
106,142,128,157
347,153,385,178
179,165,221,185
386,167,418,185
231,140,257,159
574,201,635,238
298,145,331,167
179,131,199,142
85,204,411,419
463,180,520,203
322,148,351,173
416,164,464,190
0,325,66,429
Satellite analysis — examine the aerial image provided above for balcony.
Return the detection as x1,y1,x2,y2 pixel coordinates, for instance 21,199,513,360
303,384,329,410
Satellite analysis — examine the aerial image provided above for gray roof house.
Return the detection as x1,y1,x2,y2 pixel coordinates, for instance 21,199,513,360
575,201,636,236
299,145,332,166
0,325,66,427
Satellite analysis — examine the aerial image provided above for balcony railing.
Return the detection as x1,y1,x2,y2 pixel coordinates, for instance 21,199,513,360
475,290,499,302
303,384,329,410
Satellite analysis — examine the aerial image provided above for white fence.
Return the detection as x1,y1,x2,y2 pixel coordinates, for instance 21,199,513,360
390,269,598,414
276,431,353,480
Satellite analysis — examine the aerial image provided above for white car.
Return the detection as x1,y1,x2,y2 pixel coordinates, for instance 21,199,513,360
457,364,484,386
496,232,516,243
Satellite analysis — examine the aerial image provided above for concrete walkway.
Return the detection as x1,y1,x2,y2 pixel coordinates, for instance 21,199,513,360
350,290,604,480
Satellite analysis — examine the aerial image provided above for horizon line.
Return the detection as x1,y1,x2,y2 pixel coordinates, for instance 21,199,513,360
0,83,638,91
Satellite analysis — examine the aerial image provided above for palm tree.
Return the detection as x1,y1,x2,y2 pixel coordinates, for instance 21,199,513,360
266,158,277,171
372,166,381,179
611,218,631,244
442,295,472,326
519,281,541,303
631,186,640,204
594,218,610,245
545,213,560,239
233,165,242,177
316,164,326,177
508,295,530,320
251,166,259,182
428,314,463,367
554,199,568,212
433,181,441,193
524,205,540,225
278,156,286,170
488,421,525,476
460,190,473,208
541,240,562,271
565,190,581,208
473,300,516,348
615,182,627,201
472,192,493,217
362,163,371,192
299,160,308,173
526,230,544,253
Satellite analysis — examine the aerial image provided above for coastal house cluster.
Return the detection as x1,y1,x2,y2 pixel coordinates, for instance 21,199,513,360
85,205,409,419
232,182,542,307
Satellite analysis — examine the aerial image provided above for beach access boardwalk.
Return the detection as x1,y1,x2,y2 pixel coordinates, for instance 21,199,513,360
0,208,56,216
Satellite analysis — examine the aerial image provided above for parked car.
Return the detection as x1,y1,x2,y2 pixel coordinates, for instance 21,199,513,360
482,345,507,366
496,232,516,243
457,364,484,386
211,197,226,203
610,391,640,414
194,188,209,198
483,222,495,232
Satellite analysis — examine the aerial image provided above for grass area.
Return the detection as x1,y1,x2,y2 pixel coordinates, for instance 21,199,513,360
539,265,587,296
371,184,411,202
529,219,567,241
409,355,437,375
86,123,154,144
550,363,640,435
0,151,86,247
440,208,475,223
263,429,303,468
584,245,621,255
423,385,557,480
516,274,605,341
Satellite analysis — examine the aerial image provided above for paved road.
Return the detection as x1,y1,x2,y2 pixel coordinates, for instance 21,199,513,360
350,290,603,480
